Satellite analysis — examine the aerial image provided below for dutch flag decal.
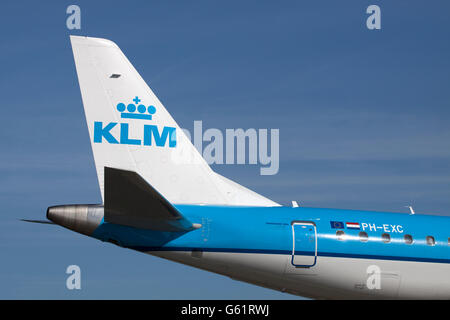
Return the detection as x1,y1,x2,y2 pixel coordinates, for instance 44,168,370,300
346,222,360,230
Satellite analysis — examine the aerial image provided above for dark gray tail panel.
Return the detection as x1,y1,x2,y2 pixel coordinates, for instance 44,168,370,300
104,167,196,232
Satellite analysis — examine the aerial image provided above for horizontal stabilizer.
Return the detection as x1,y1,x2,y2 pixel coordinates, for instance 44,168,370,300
20,219,55,225
104,167,196,232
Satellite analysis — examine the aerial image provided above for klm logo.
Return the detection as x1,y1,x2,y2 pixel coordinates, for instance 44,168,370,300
93,96,176,148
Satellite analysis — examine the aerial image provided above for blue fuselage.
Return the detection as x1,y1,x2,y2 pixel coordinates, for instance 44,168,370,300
92,206,450,265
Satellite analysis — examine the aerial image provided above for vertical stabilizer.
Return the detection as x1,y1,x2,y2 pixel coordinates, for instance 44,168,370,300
70,36,279,207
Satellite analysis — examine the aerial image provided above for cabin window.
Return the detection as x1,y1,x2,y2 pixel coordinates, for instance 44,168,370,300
426,236,435,246
381,233,391,243
404,234,413,245
359,232,368,242
336,230,345,240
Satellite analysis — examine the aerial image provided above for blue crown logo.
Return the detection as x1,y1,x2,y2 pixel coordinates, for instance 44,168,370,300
116,96,156,120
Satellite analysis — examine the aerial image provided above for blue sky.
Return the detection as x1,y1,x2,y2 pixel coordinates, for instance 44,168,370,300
1,0,450,299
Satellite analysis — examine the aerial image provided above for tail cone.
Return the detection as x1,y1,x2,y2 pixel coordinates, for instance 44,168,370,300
47,205,104,236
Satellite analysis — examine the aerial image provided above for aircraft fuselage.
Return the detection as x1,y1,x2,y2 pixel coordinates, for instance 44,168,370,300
48,204,450,299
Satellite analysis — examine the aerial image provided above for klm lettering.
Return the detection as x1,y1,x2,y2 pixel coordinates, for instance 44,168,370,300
93,122,176,148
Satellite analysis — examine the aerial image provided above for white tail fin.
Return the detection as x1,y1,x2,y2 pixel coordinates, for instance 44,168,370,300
70,36,279,207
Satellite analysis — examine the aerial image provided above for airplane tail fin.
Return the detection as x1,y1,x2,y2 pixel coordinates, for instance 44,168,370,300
70,36,278,207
